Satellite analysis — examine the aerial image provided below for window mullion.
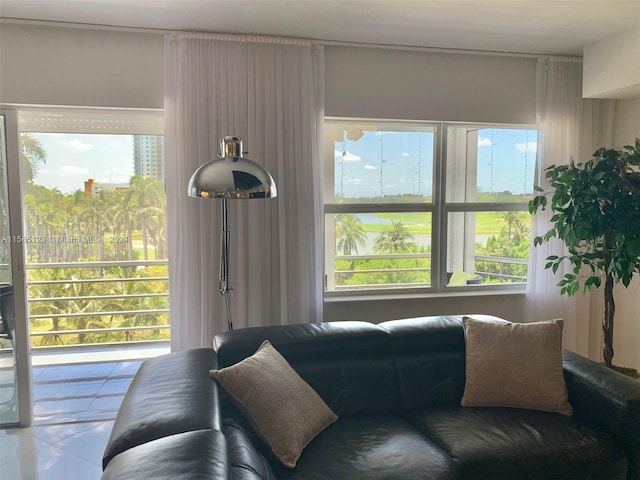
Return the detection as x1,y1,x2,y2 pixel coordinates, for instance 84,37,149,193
445,203,530,212
433,123,447,292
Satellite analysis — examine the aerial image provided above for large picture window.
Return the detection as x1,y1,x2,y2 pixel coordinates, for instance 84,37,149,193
324,120,536,295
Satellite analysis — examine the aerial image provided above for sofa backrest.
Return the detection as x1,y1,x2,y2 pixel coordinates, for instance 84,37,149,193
213,314,506,416
379,314,508,410
213,321,402,416
380,316,467,410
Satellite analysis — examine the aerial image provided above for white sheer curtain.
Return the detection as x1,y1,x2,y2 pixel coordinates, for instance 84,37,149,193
165,33,324,351
526,57,614,355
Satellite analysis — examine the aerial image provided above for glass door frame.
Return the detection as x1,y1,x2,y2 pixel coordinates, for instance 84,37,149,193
1,108,33,427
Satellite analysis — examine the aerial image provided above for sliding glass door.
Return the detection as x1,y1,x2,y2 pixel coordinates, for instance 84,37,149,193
0,110,32,427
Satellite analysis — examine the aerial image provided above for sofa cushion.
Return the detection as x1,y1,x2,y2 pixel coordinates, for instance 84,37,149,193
210,340,337,468
273,414,459,480
461,317,572,416
407,406,628,480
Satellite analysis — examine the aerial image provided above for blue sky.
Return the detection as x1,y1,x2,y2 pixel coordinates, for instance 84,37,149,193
29,133,133,193
335,131,434,198
28,128,536,198
334,128,537,198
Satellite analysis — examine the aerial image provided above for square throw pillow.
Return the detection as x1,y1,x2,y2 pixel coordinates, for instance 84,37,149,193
210,340,338,468
461,317,572,416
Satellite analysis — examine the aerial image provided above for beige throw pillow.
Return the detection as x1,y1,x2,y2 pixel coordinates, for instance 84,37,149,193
461,317,572,416
210,340,338,468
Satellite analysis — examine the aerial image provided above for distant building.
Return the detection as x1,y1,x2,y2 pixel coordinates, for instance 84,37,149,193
133,135,165,182
84,178,130,196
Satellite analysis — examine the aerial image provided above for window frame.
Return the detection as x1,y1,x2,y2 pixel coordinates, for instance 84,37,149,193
324,118,535,299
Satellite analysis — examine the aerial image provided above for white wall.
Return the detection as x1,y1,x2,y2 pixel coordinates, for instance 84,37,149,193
0,23,164,108
583,28,640,100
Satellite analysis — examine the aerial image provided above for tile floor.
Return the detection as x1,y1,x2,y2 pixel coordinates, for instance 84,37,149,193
0,420,112,479
0,344,169,479
32,359,141,424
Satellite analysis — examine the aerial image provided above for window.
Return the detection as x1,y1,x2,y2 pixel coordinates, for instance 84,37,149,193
324,120,536,295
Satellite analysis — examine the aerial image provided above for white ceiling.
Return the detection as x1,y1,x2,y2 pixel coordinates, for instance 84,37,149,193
1,0,639,55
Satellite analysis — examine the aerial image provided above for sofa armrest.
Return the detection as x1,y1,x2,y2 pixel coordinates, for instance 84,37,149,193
102,430,230,480
563,350,640,480
103,348,222,469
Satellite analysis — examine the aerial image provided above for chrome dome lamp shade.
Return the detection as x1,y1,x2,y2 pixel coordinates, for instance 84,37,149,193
188,136,277,200
188,136,277,331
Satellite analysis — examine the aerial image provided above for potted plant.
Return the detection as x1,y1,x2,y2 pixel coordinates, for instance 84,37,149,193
528,138,640,369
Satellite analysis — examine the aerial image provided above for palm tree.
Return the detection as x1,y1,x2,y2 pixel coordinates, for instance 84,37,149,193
70,190,91,260
374,221,416,254
110,190,136,260
20,133,46,183
499,212,529,242
127,176,164,260
336,214,367,255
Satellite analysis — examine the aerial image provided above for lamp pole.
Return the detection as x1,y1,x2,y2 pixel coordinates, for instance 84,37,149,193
219,197,233,330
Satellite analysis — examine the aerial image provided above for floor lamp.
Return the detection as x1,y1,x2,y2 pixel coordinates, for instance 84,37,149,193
188,136,277,331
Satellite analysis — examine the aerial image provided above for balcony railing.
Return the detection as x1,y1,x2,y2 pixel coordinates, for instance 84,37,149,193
330,253,527,290
26,260,169,349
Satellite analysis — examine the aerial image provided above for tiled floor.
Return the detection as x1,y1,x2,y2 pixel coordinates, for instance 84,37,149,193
33,359,141,424
1,344,170,479
0,420,112,479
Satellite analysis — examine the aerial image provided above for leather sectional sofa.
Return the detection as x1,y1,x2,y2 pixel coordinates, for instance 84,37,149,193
101,315,640,480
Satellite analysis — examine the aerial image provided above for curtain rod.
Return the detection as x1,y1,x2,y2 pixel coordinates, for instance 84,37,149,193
0,17,582,60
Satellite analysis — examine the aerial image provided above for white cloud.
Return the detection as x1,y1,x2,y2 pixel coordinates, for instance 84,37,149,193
515,141,537,154
59,165,90,176
334,149,361,162
347,178,363,184
364,165,377,170
478,137,493,147
401,152,411,157
60,138,94,152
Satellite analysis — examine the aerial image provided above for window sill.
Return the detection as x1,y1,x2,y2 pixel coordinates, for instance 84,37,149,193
324,288,526,303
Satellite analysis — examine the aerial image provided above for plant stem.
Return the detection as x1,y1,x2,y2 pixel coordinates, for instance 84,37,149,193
603,272,615,368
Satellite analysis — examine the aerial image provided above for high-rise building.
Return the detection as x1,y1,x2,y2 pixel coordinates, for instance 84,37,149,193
133,135,165,182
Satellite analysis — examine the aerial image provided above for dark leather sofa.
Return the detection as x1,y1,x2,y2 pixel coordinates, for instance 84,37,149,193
101,315,640,480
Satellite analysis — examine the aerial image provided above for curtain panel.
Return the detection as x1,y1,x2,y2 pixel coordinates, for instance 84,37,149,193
165,33,324,351
526,57,614,356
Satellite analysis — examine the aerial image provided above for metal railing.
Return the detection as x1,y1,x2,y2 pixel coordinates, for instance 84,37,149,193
331,253,527,290
26,260,169,349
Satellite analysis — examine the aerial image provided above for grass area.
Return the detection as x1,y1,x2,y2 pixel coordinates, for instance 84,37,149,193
361,212,530,235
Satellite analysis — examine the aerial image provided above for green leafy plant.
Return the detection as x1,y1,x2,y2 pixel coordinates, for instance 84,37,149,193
528,138,640,367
